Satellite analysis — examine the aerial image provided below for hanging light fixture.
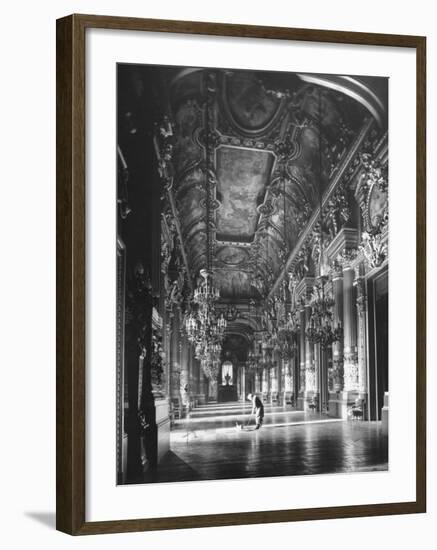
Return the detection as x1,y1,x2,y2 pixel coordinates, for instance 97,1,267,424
184,75,226,378
305,276,342,347
247,299,262,369
274,169,300,359
305,88,342,349
193,269,220,306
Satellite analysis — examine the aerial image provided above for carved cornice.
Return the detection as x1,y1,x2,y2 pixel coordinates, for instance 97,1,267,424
295,277,315,304
325,228,359,265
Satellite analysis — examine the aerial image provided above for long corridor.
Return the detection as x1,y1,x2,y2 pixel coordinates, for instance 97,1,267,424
142,402,388,484
116,66,390,487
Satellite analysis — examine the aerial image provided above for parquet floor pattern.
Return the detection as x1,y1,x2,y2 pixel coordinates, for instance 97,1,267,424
143,401,388,484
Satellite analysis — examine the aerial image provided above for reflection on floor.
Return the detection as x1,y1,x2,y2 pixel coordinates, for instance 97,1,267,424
143,401,388,484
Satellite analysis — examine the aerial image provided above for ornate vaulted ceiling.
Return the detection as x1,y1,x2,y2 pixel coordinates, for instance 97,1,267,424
166,68,382,306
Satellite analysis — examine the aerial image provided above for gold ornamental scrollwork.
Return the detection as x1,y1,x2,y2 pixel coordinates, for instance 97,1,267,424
359,232,387,269
358,153,388,236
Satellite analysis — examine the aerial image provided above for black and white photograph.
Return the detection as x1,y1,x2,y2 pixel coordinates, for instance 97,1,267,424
1,0,433,544
116,63,389,486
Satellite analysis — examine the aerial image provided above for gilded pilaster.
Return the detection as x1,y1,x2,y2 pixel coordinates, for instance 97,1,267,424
342,262,359,392
331,266,344,391
299,305,306,394
305,302,316,393
355,276,368,394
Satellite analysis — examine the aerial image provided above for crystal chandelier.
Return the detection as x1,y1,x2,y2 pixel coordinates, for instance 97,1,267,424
277,309,299,360
185,311,199,342
305,278,342,348
272,186,300,362
304,89,342,350
247,336,262,369
184,82,226,379
186,283,226,340
193,269,220,306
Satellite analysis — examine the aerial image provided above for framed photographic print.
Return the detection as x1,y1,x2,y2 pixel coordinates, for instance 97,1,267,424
56,14,426,535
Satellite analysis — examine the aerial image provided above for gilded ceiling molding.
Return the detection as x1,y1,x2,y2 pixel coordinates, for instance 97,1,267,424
297,74,387,127
154,116,194,290
181,217,206,241
254,226,285,251
267,117,375,299
188,249,207,274
169,67,204,88
359,232,388,269
220,72,288,138
173,161,205,199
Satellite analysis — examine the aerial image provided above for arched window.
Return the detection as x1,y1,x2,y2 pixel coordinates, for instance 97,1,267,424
221,361,233,385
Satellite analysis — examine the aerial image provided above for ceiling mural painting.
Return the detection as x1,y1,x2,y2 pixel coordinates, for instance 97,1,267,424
216,245,250,266
158,67,386,340
220,71,286,136
215,146,274,242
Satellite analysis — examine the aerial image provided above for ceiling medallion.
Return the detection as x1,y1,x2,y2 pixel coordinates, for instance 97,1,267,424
221,71,286,138
257,200,274,217
216,246,249,267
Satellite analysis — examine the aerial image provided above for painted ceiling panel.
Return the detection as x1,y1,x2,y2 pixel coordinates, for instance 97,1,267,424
225,72,282,132
162,67,384,307
178,187,204,232
216,147,274,242
213,268,253,299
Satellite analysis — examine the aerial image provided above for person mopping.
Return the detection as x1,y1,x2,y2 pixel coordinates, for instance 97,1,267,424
247,393,264,430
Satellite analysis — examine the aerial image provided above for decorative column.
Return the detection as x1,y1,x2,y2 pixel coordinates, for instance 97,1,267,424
267,368,271,398
314,342,320,398
187,344,198,407
179,330,190,414
304,301,316,395
355,275,369,416
276,359,282,403
325,228,359,418
208,376,218,403
295,277,315,411
342,262,359,392
319,345,329,414
262,368,268,396
254,369,260,395
199,369,207,404
298,304,306,409
192,348,199,396
331,267,344,391
271,363,278,395
163,318,171,399
240,365,246,402
327,265,344,417
169,308,181,403
292,338,299,401
283,358,292,403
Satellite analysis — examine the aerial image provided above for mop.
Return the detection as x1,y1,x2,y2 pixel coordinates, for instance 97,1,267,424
235,412,253,431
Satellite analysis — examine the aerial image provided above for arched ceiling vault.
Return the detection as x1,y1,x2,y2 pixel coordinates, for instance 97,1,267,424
165,68,386,303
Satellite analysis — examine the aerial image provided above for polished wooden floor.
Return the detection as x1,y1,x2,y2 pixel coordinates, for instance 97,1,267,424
143,401,388,484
